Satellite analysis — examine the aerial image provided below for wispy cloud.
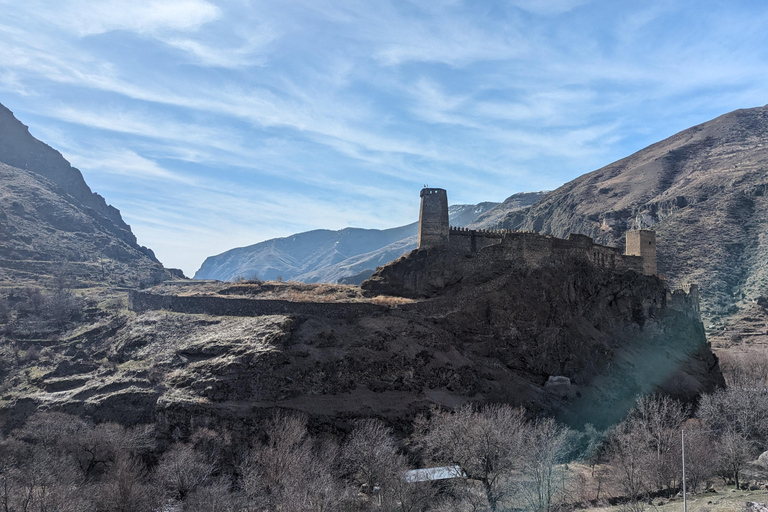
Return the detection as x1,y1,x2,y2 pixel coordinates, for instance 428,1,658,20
40,0,221,36
2,0,768,275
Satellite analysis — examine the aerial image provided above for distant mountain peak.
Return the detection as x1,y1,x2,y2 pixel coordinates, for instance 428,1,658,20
194,192,545,283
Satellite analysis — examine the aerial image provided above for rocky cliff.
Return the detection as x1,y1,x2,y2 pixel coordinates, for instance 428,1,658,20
0,253,723,435
475,104,768,345
0,103,172,286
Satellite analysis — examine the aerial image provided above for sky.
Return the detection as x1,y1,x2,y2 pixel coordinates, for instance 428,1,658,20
1,0,768,276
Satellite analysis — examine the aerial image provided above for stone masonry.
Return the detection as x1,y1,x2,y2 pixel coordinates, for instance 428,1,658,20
418,187,657,276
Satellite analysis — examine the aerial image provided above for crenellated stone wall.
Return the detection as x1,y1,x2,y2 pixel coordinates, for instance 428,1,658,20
417,188,656,276
442,228,647,275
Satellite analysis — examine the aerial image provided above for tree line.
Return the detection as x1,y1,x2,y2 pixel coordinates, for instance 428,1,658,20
0,350,766,511
0,386,766,510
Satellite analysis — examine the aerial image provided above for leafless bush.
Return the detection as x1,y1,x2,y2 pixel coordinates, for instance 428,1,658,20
239,411,352,510
156,443,216,501
183,478,241,512
21,286,45,316
697,387,768,447
0,432,91,511
18,413,155,480
417,404,527,511
342,418,432,510
45,288,84,326
93,454,158,512
719,349,768,389
20,345,40,362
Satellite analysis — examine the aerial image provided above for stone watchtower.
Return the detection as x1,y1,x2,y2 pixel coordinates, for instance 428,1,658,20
418,188,449,249
625,229,657,276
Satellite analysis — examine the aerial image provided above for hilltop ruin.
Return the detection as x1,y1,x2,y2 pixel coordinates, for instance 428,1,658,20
362,188,696,307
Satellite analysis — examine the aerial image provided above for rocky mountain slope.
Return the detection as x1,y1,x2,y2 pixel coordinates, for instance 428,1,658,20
194,199,544,283
0,254,722,434
478,104,768,345
0,103,172,286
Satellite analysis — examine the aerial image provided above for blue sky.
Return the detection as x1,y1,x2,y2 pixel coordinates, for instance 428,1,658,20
1,0,767,276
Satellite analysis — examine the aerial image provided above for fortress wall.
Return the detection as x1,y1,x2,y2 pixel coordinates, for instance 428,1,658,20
477,231,646,274
447,227,503,254
668,287,701,319
128,290,388,318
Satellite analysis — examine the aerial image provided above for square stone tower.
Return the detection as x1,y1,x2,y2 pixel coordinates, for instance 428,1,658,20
625,229,657,276
418,188,449,249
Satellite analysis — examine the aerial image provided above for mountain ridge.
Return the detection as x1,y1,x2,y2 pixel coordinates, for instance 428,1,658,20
194,196,545,282
489,104,768,343
0,102,171,285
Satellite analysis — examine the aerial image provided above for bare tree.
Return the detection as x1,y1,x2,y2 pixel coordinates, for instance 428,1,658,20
607,395,687,510
418,404,527,511
156,443,216,502
715,430,754,489
633,395,687,495
94,454,158,512
718,349,768,390
698,388,768,447
343,419,405,503
518,417,571,512
239,411,351,511
682,429,716,493
607,426,649,512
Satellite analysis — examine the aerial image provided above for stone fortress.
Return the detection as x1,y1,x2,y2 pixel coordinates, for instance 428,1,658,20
361,186,699,313
130,186,699,318
418,187,658,277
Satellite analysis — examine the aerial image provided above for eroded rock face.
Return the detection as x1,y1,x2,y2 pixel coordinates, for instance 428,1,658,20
4,251,722,436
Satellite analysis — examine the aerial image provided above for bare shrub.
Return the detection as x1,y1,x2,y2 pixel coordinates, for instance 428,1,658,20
18,413,155,480
342,418,433,510
45,288,84,325
184,478,241,512
0,431,91,511
20,345,40,363
718,349,768,389
93,455,158,512
22,286,46,316
156,443,216,501
239,411,351,510
417,404,527,511
518,417,572,512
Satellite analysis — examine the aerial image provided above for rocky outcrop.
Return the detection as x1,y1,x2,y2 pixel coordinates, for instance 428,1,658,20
471,104,768,345
0,103,146,252
2,245,722,435
0,103,173,286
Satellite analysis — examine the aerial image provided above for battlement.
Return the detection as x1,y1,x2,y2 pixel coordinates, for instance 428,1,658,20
668,283,701,319
417,188,658,277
